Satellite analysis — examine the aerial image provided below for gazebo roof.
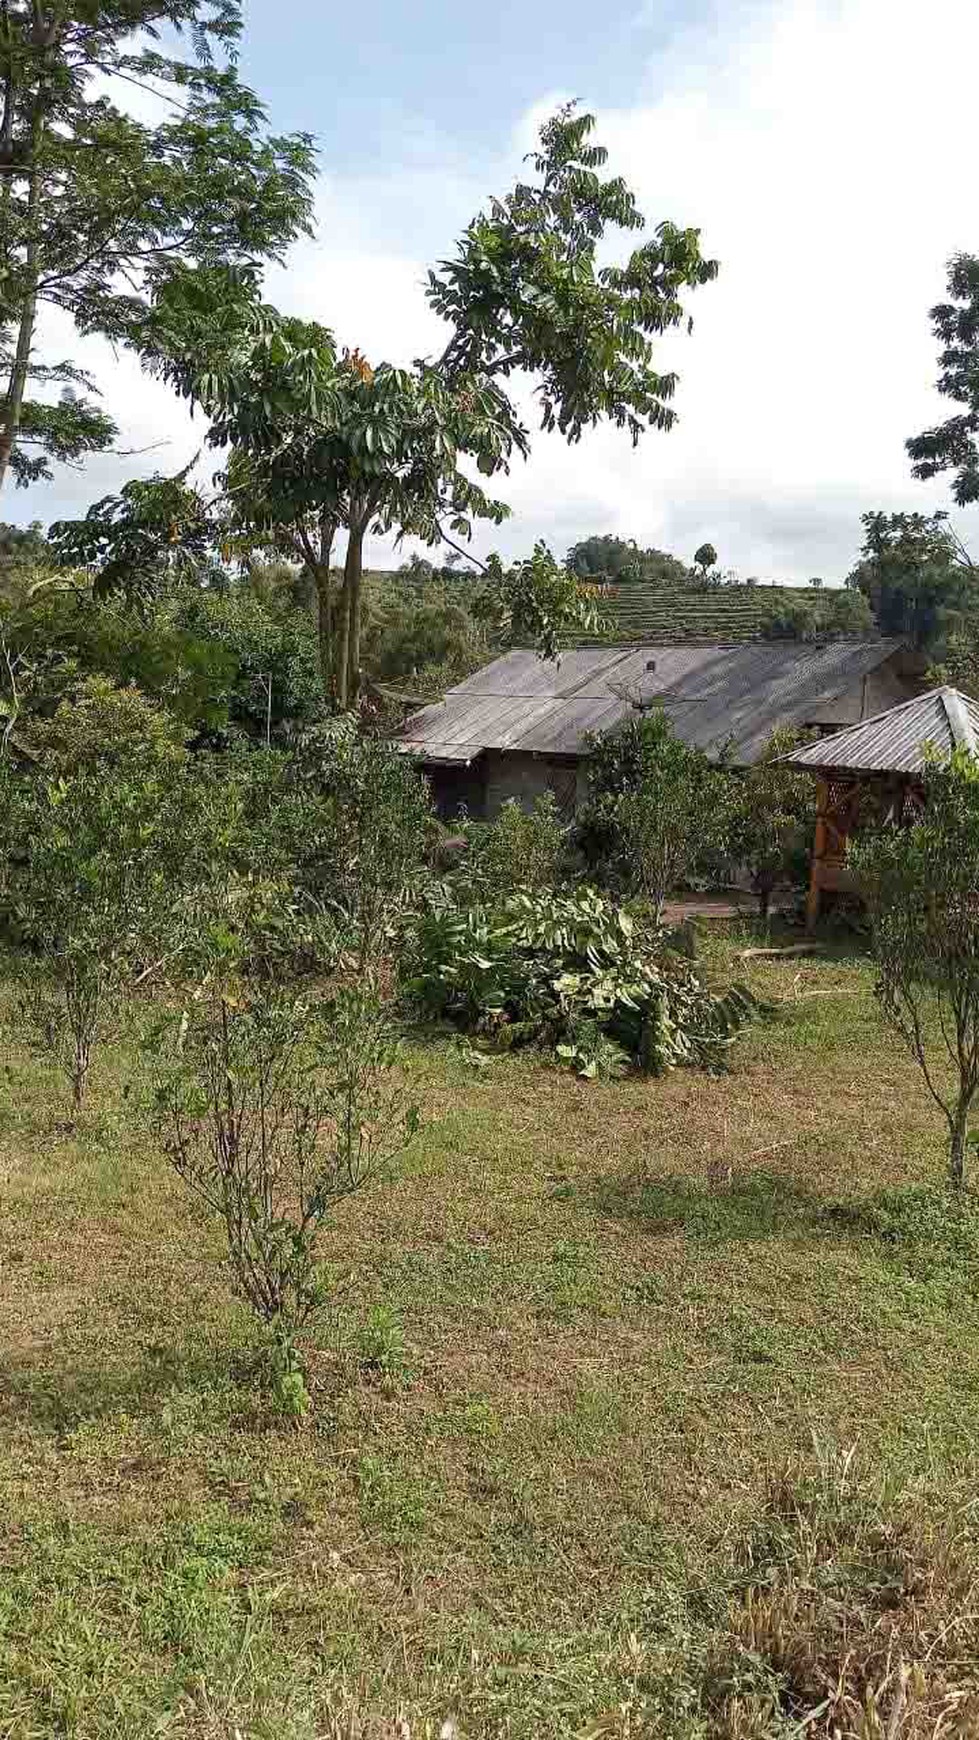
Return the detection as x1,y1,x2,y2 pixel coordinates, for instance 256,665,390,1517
785,685,979,776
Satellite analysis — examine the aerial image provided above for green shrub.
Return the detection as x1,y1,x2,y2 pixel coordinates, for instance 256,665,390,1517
406,886,758,1077
853,749,979,1187
579,709,732,909
19,675,190,773
180,723,436,981
0,703,202,1108
727,727,815,918
460,793,570,899
299,722,437,980
150,975,418,1412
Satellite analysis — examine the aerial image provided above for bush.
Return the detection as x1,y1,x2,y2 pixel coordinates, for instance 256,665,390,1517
579,709,732,910
19,675,190,773
460,793,570,899
407,886,758,1078
176,723,436,982
172,585,327,745
728,727,815,918
150,975,418,1413
301,723,437,980
0,585,235,741
361,579,490,693
0,736,198,1109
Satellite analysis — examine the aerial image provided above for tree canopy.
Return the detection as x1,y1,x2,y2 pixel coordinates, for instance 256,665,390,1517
133,104,717,708
0,0,315,494
845,510,976,652
907,255,979,506
565,533,692,585
428,106,718,448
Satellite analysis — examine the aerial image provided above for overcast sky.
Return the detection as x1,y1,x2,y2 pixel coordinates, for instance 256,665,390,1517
10,0,979,583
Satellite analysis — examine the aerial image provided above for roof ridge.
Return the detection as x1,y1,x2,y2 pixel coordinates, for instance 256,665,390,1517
940,687,978,753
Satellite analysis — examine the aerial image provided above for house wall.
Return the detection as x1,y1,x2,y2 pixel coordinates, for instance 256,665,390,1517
803,656,913,731
483,751,582,818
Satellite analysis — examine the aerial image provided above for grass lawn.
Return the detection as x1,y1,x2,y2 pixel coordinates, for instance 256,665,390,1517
3,927,979,1738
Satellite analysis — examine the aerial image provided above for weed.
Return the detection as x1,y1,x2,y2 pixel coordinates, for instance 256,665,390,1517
355,1304,413,1389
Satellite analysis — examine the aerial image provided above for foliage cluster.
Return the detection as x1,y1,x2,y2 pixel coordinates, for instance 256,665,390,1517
407,885,759,1079
732,727,815,918
455,794,573,902
572,710,816,918
578,708,733,911
758,586,874,641
565,532,693,586
1,0,315,493
845,510,976,652
0,703,431,1398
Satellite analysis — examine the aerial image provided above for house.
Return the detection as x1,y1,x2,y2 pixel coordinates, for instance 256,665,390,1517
393,639,921,818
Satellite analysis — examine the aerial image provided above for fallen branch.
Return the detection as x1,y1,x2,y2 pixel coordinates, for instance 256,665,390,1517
132,948,184,989
738,944,828,962
747,1137,794,1162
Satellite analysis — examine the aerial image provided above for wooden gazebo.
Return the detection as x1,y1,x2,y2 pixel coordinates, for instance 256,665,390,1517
783,686,979,929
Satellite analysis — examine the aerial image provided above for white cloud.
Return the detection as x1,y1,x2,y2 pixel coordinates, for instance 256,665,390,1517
12,0,979,584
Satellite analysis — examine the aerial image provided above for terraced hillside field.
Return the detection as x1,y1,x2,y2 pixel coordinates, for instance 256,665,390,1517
366,571,816,647
591,580,805,643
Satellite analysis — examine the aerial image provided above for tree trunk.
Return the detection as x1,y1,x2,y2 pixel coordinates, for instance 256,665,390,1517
340,511,366,709
336,566,351,711
312,510,335,705
0,107,44,497
346,523,364,705
72,1034,90,1112
949,1095,972,1189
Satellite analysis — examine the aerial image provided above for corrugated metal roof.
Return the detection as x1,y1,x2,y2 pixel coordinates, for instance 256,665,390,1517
393,741,477,765
396,639,906,766
784,686,979,774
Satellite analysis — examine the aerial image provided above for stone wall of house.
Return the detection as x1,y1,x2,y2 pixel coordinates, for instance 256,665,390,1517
483,751,583,818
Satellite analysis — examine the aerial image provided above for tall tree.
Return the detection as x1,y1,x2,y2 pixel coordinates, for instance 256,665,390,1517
428,105,718,445
142,105,717,707
0,0,314,495
145,280,516,707
845,510,976,651
907,254,979,505
565,533,691,585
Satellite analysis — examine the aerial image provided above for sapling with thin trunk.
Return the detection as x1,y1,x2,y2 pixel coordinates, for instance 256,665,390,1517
853,749,979,1188
151,969,418,1414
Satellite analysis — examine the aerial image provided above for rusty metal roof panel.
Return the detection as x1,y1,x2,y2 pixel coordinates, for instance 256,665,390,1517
396,639,906,766
785,686,979,774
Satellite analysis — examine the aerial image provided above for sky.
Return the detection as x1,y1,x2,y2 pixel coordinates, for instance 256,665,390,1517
11,0,979,582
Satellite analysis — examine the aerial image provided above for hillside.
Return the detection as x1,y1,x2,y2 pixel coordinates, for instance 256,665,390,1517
592,580,813,643
365,572,870,650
